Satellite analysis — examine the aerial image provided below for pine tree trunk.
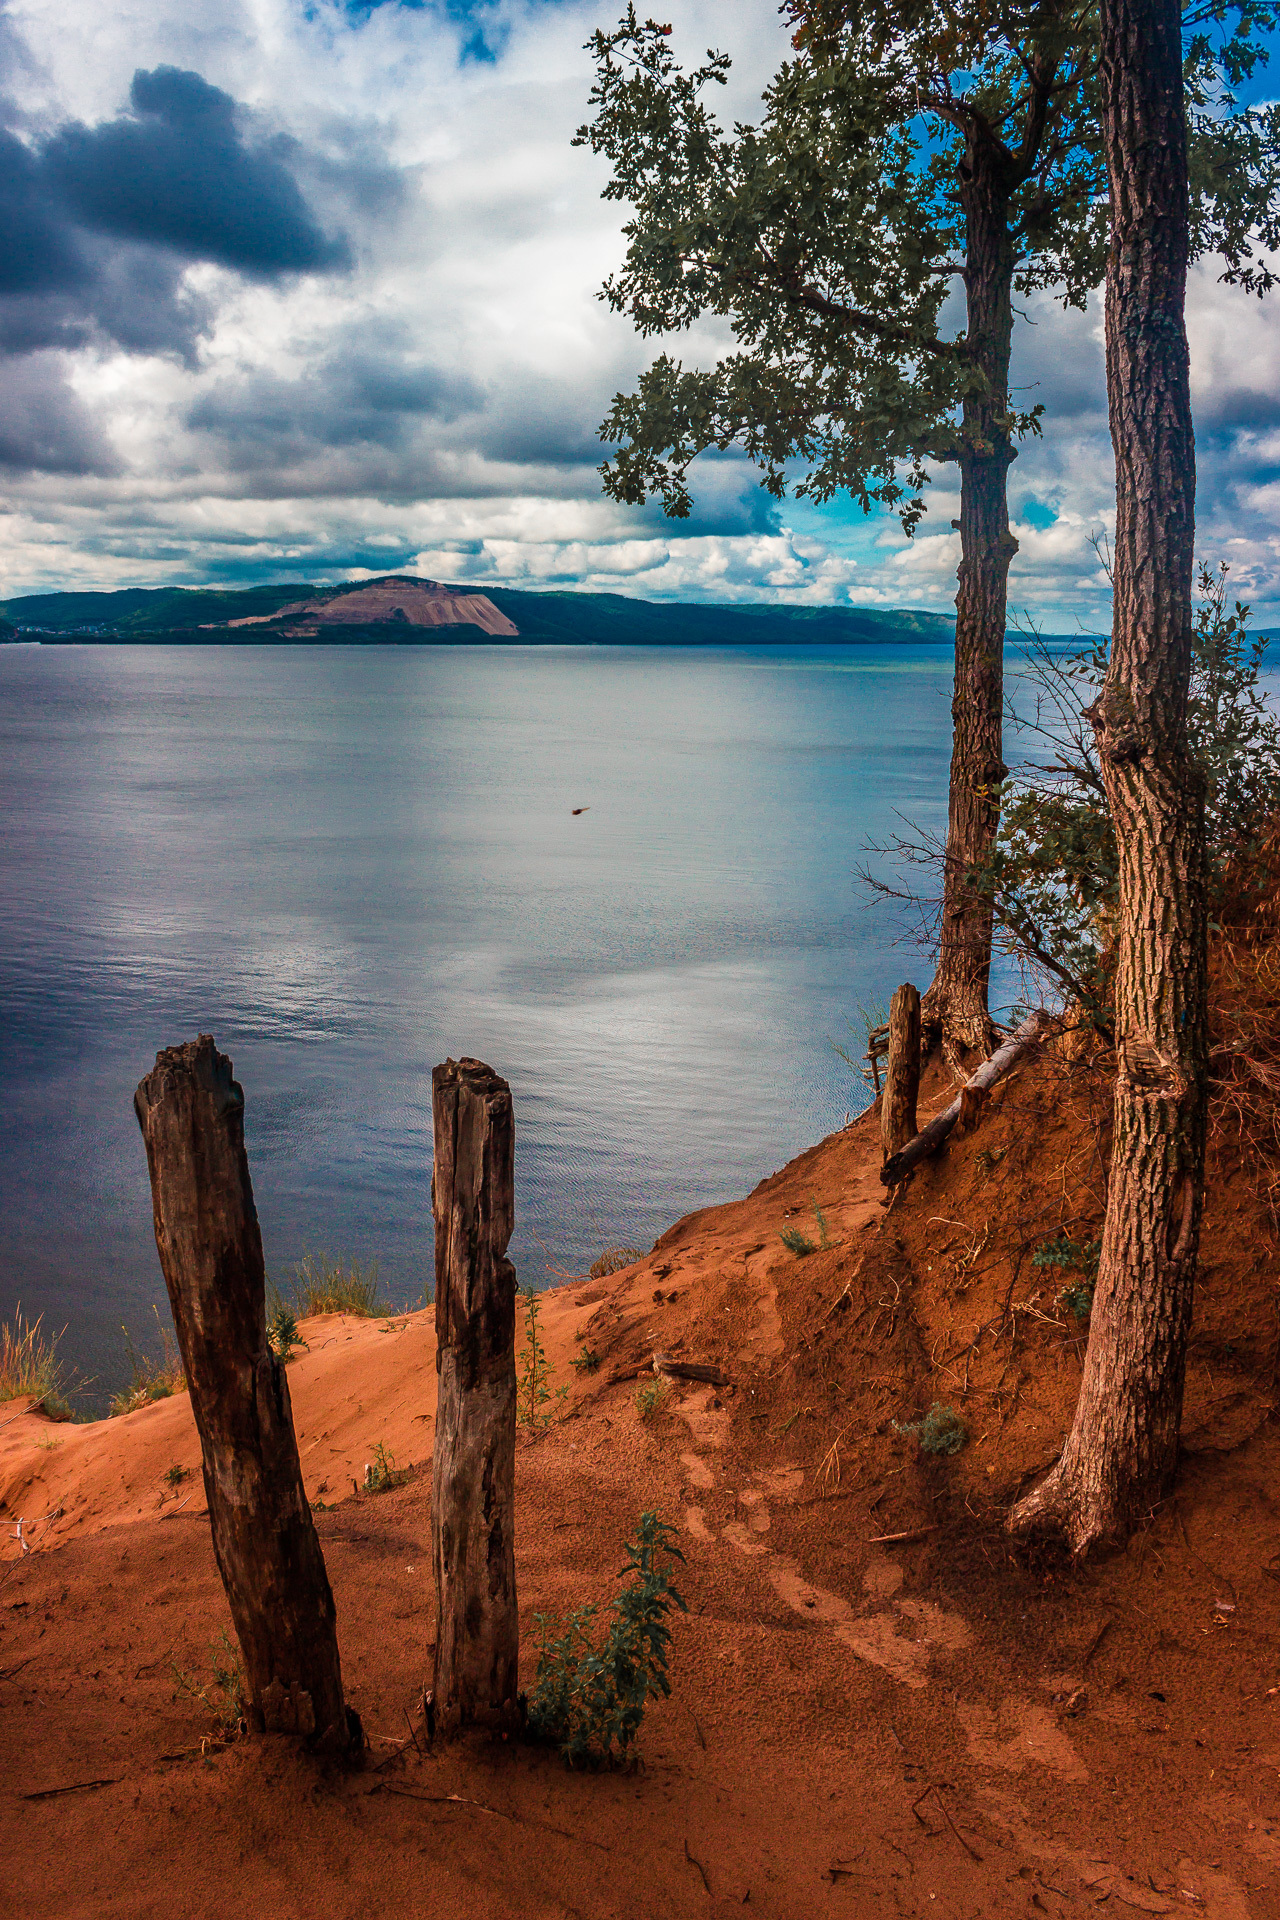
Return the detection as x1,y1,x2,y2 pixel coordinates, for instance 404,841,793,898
430,1057,520,1733
1008,0,1207,1553
922,136,1017,1067
134,1036,358,1753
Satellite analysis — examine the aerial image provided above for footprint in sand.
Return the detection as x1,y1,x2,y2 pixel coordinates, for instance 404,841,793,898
766,1558,971,1691
680,1450,716,1490
957,1697,1087,1783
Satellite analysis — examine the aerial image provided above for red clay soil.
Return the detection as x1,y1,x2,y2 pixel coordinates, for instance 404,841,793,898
2,1040,1279,1918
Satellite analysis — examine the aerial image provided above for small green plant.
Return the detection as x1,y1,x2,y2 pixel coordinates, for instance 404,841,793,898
590,1246,644,1279
1031,1233,1101,1275
527,1511,687,1766
894,1402,968,1456
780,1226,816,1257
363,1441,410,1494
518,1286,555,1426
571,1346,600,1374
109,1307,186,1418
1057,1280,1095,1322
0,1307,70,1417
291,1253,386,1318
172,1629,248,1740
266,1297,305,1362
635,1378,669,1421
812,1203,831,1249
36,1431,63,1453
1032,1234,1101,1322
165,1463,188,1489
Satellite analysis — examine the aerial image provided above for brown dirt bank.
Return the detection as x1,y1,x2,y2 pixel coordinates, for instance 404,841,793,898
2,1045,1278,1918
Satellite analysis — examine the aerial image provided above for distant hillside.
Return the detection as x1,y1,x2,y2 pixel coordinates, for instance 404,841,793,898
0,574,957,646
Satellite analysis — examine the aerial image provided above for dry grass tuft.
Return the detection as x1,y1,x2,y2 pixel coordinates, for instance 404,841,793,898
591,1246,644,1280
0,1307,70,1419
291,1253,387,1318
109,1307,186,1418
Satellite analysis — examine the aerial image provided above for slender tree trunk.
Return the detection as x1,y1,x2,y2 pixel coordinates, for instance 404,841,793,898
1009,0,1206,1553
922,136,1017,1068
134,1036,358,1753
430,1057,520,1732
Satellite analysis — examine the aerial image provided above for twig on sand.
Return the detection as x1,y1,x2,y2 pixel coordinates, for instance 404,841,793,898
24,1777,120,1801
866,1526,940,1546
684,1838,712,1894
376,1784,610,1850
910,1782,983,1863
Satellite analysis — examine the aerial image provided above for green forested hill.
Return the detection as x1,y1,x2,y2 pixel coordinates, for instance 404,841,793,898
0,576,957,645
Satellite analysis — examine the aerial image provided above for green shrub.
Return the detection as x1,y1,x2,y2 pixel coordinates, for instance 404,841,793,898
780,1227,816,1257
172,1630,247,1740
634,1378,668,1421
527,1512,687,1766
1032,1235,1100,1321
518,1287,568,1426
571,1346,600,1373
266,1298,304,1362
976,563,1280,1027
895,1402,968,1456
363,1441,409,1494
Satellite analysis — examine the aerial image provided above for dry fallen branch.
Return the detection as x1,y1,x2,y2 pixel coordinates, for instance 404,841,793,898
881,1011,1051,1186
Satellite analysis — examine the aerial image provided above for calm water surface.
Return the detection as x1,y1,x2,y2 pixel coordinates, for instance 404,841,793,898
2,641,962,1404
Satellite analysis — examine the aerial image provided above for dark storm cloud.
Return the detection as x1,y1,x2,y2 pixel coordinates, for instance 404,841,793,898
0,67,354,379
43,68,349,276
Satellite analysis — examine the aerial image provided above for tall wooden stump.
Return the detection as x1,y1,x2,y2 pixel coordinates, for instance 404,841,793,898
881,983,922,1161
134,1035,357,1754
430,1057,519,1731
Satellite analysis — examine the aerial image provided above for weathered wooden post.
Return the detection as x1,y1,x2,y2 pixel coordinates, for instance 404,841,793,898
429,1057,519,1732
881,983,922,1161
134,1035,358,1755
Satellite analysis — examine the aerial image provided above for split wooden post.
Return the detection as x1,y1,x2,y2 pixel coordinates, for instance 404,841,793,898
881,983,922,1161
134,1035,357,1755
429,1057,519,1732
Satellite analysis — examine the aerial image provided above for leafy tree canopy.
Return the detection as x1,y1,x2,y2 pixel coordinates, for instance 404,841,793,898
577,1,1280,532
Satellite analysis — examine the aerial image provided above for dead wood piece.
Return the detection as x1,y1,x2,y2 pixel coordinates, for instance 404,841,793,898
24,1777,120,1801
605,1363,651,1386
652,1352,729,1386
866,1526,940,1545
134,1035,357,1756
430,1057,520,1734
880,1011,1051,1186
881,984,922,1159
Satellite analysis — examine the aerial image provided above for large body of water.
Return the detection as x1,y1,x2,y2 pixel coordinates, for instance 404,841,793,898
3,640,968,1405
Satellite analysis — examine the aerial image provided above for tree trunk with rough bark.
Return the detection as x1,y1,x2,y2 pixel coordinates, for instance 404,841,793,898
881,982,922,1159
1009,0,1207,1553
134,1035,358,1754
429,1056,520,1733
922,134,1017,1067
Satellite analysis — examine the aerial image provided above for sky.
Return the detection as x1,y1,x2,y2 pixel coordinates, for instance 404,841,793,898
0,0,1277,627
